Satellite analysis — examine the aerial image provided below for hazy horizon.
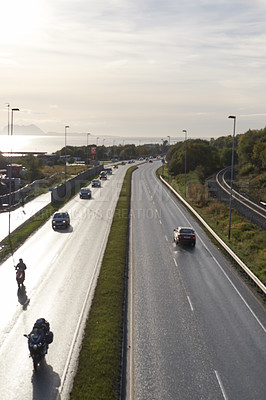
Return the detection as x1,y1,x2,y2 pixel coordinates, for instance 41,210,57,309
1,1,266,139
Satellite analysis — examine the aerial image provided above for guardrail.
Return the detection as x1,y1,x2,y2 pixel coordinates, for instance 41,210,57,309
51,164,103,202
160,176,266,295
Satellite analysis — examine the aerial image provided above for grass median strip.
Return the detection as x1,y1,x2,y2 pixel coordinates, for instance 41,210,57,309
70,166,136,400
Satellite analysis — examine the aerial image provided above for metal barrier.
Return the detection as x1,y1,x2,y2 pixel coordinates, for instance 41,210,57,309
160,176,266,295
51,165,103,203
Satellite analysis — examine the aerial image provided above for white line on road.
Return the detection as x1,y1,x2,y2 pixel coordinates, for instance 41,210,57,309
187,295,194,311
215,370,228,400
173,258,177,267
165,235,168,242
161,178,266,333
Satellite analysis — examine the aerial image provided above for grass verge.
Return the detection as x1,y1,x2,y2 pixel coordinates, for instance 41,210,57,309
69,166,136,400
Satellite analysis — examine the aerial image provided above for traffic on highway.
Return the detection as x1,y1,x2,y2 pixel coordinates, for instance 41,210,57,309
0,160,265,400
0,164,130,399
127,161,266,400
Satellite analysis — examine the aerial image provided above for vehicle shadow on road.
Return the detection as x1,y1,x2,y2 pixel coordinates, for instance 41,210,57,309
172,242,196,253
17,285,30,310
31,359,61,400
53,225,73,233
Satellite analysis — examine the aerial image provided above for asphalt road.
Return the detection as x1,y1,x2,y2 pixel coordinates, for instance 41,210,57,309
0,165,130,400
127,161,266,400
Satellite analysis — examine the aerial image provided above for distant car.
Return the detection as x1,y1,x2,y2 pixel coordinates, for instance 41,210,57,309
92,179,101,187
100,171,107,180
149,159,153,163
52,212,70,229
121,161,126,165
105,168,112,175
113,164,118,169
80,187,92,199
173,227,196,246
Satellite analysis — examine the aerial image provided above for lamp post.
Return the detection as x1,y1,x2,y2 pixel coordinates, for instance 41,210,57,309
102,138,105,167
86,133,91,167
8,107,20,237
167,135,170,146
228,115,236,240
6,103,10,136
64,125,69,183
183,129,187,197
96,137,99,164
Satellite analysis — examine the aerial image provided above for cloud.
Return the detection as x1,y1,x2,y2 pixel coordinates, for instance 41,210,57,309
0,0,266,139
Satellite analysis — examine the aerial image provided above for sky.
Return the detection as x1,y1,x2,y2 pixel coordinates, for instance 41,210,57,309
1,0,266,149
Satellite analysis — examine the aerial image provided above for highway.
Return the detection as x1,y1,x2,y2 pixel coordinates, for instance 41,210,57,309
127,162,266,400
0,165,130,400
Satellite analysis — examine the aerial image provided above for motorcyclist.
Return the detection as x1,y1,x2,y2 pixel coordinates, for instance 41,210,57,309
15,258,27,281
31,318,54,353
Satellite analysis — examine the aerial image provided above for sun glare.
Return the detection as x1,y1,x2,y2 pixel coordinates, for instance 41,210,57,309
0,0,48,44
1,135,31,153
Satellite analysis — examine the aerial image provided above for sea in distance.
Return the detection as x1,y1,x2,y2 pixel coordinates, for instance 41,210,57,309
1,133,183,155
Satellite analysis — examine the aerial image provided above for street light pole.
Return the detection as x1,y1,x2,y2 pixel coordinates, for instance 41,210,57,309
183,130,187,197
96,137,99,164
103,138,105,167
86,133,91,167
64,125,69,183
6,103,10,136
8,107,20,237
228,115,236,240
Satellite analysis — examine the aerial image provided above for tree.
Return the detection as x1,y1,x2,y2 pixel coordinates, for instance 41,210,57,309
237,128,266,166
252,142,266,169
22,155,43,181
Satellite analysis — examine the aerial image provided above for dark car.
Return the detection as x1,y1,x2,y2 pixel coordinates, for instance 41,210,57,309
52,212,70,229
92,179,101,188
173,227,196,246
100,171,107,180
79,187,92,199
105,168,112,175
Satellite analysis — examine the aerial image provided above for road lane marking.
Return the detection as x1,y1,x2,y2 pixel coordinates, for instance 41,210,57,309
161,179,266,334
165,235,168,242
173,258,177,267
187,295,194,311
215,370,228,400
51,253,58,264
199,237,266,334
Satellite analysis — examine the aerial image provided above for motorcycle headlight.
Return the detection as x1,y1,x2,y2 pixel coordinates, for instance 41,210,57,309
33,344,38,350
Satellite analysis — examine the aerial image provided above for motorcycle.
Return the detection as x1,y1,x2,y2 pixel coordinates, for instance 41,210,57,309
24,327,53,369
15,269,25,288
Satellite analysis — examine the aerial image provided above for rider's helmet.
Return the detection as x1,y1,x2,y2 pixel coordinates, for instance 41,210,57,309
19,258,23,262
